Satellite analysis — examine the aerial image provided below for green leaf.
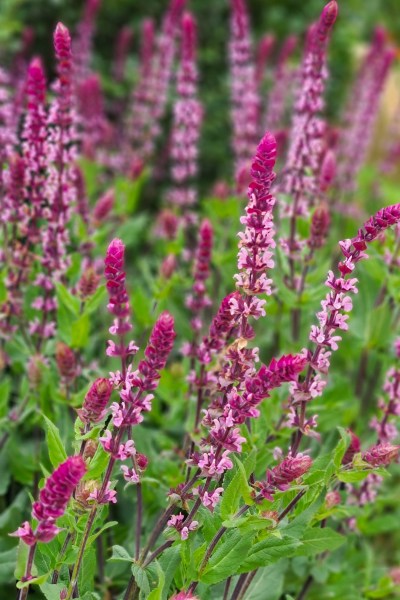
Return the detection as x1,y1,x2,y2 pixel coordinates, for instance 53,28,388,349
71,314,90,349
78,546,97,595
85,442,109,480
87,521,118,547
245,559,288,600
295,527,345,556
17,572,51,588
131,563,150,596
334,428,351,469
39,582,66,599
147,561,165,599
109,545,132,562
200,529,253,584
82,286,106,315
337,470,376,483
42,415,67,467
14,540,29,580
238,536,301,573
220,452,256,520
159,546,181,599
55,282,81,316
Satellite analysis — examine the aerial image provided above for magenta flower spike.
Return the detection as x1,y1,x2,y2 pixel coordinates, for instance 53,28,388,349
104,238,136,364
11,456,86,546
22,57,47,236
282,1,338,219
113,25,134,82
290,204,400,448
29,23,77,347
338,27,395,191
264,35,297,134
229,0,260,184
183,219,213,355
73,0,101,83
78,74,110,160
233,131,277,327
255,34,275,86
166,11,203,220
128,18,156,163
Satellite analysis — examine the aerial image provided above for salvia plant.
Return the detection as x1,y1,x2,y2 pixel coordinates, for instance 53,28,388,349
1,0,400,599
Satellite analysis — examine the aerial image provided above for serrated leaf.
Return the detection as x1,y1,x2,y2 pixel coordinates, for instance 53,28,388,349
131,563,150,595
238,536,301,573
295,527,345,556
42,415,67,467
159,546,181,599
200,529,253,584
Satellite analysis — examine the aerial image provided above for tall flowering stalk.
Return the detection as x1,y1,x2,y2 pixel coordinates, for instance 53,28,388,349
127,18,156,167
183,219,213,362
370,341,400,443
29,23,77,347
264,35,297,137
255,33,275,87
127,0,185,169
12,456,86,600
22,57,47,241
65,239,175,598
281,1,338,290
337,27,395,192
77,73,111,160
73,0,101,83
290,204,400,455
166,11,203,222
229,0,260,186
113,25,134,83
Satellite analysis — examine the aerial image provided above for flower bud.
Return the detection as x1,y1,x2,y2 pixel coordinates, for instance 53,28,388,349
77,268,100,300
56,342,78,382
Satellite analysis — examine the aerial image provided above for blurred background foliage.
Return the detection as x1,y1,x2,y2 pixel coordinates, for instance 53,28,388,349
1,0,399,186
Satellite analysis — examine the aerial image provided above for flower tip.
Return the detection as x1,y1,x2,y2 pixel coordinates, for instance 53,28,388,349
322,1,338,25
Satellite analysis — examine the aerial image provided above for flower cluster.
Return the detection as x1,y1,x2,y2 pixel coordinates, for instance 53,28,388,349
167,512,198,540
11,456,86,546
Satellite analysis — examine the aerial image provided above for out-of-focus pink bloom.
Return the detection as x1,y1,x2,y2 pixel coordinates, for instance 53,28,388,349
363,443,399,467
229,0,260,183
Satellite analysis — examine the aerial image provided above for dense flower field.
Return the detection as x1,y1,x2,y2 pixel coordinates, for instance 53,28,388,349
1,0,400,598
